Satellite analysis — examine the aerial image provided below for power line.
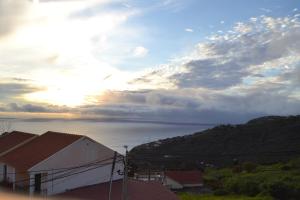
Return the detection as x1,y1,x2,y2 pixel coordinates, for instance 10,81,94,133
29,159,123,188
17,159,123,195
109,151,118,200
13,158,123,193
11,156,123,185
122,145,129,200
1,154,124,176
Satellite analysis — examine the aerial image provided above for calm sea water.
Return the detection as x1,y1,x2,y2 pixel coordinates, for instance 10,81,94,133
10,120,213,153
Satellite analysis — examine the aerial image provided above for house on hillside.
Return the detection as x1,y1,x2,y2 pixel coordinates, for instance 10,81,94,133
0,131,37,183
0,131,123,196
163,170,203,190
58,179,179,200
134,171,164,182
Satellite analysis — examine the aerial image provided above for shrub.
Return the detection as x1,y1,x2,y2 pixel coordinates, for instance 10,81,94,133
262,180,293,199
232,165,243,173
280,163,293,171
214,188,229,196
242,162,257,173
288,157,300,169
262,175,300,199
224,175,261,196
204,177,223,190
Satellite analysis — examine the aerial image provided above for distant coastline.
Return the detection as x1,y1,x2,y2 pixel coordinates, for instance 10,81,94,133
2,117,219,126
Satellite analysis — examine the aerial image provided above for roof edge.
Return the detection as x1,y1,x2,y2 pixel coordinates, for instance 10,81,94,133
0,135,38,157
28,135,84,171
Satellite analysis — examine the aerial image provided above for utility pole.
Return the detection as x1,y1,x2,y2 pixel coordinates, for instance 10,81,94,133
122,145,128,200
109,151,117,200
148,164,151,182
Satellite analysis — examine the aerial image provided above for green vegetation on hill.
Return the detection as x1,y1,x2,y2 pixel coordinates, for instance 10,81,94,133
200,157,300,200
129,115,300,169
179,194,272,200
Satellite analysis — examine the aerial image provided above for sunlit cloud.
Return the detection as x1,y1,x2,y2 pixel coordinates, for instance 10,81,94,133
133,46,149,57
126,15,300,121
185,28,194,32
0,0,299,123
0,0,139,106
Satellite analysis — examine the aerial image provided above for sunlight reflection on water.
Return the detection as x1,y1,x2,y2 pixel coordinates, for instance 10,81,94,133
11,120,213,153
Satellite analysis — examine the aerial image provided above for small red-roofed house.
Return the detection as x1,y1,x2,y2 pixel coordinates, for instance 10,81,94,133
0,131,37,183
0,131,123,196
58,179,179,200
164,170,203,190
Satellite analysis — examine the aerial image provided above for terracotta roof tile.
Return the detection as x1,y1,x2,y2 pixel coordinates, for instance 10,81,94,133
0,131,36,154
0,131,83,171
165,170,203,185
58,179,179,200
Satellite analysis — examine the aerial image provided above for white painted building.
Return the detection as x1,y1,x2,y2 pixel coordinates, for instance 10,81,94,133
0,131,123,196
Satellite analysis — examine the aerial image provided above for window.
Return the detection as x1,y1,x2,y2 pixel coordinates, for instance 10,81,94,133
34,173,42,193
3,165,7,181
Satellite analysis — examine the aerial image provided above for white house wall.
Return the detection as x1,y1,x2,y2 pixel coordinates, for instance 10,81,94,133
33,161,123,195
0,163,4,182
28,137,123,195
164,177,183,190
6,165,15,184
0,164,19,190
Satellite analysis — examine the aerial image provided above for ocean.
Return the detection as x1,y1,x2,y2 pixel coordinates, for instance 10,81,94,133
9,120,214,153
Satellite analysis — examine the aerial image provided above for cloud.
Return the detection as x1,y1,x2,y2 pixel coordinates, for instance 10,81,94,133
260,8,272,13
0,82,43,101
0,0,140,106
185,28,194,32
78,89,264,124
160,0,188,12
124,15,300,122
1,12,300,124
7,103,70,113
134,15,300,90
171,59,249,89
133,46,149,57
8,103,49,113
0,0,30,39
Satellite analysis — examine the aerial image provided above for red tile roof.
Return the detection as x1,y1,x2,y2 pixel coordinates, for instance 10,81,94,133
58,179,179,200
0,131,83,171
165,170,203,185
0,131,36,155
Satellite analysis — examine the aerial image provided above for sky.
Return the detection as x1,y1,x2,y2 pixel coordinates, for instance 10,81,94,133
0,0,299,124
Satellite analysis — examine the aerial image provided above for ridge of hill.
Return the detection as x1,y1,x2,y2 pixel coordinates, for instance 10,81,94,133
129,115,300,169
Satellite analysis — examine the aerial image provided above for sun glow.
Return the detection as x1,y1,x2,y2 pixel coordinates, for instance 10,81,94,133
26,86,90,107
7,0,136,107
24,64,135,106
25,68,108,106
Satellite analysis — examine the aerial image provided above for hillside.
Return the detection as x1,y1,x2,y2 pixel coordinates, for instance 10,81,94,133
129,115,300,169
180,157,300,200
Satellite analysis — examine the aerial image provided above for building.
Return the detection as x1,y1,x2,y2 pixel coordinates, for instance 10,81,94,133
0,131,123,196
0,131,37,183
58,179,179,200
163,170,203,190
134,171,164,182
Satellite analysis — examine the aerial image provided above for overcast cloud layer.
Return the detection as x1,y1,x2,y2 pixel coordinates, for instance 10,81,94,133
0,0,299,124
